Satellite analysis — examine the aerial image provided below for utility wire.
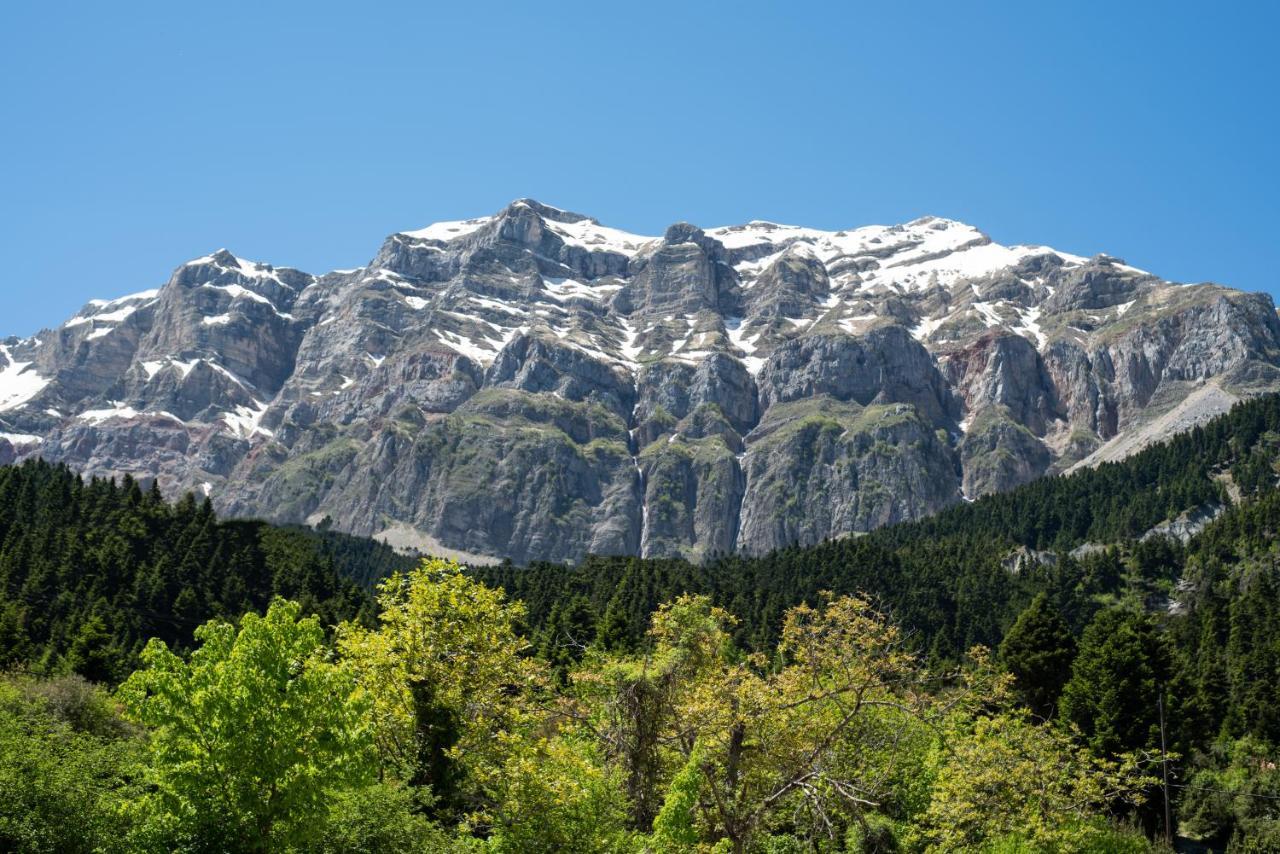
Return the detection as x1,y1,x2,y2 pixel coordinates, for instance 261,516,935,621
1171,783,1280,802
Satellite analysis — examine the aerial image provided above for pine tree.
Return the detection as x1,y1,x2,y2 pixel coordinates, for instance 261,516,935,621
1060,608,1170,756
62,615,117,684
999,593,1077,719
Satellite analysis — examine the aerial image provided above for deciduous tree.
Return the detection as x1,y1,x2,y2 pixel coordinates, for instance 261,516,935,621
336,558,543,817
118,599,374,852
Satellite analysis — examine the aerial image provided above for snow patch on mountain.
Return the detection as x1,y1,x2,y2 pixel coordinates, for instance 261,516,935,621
203,283,274,306
78,404,141,424
724,317,766,375
438,330,500,364
1013,306,1047,349
542,276,622,301
399,217,492,243
972,301,1005,328
0,347,50,412
221,402,272,439
544,218,655,256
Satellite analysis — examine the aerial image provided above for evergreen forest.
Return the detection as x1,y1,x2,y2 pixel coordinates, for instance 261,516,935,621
6,393,1280,851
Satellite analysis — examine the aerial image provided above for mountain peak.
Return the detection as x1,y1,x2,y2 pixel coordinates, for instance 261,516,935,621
1,201,1272,566
397,199,597,245
506,197,572,218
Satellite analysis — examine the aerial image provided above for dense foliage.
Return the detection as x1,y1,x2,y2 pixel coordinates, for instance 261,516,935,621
487,394,1280,657
0,459,404,679
119,600,377,850
4,394,1280,848
0,563,1160,852
477,393,1280,848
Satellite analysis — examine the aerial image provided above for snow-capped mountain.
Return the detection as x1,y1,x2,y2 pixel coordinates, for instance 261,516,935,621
3,199,1278,563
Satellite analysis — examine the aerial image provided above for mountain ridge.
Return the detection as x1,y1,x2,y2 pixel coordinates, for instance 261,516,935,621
3,198,1279,563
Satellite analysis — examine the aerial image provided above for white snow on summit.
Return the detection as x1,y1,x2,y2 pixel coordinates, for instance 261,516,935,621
709,217,1090,294
0,346,50,412
62,289,160,336
400,201,656,257
707,220,836,250
544,218,655,256
86,289,160,309
183,252,299,288
399,217,492,242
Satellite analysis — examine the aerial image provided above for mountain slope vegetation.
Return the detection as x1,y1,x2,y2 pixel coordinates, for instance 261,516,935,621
0,460,411,680
483,389,1280,660
2,394,1280,847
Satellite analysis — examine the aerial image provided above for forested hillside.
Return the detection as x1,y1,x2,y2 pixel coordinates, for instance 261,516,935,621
0,460,412,680
471,392,1280,849
483,390,1280,662
4,392,1278,688
3,396,1280,849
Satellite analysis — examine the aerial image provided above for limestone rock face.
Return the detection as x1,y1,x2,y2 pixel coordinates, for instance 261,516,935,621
942,333,1057,434
959,407,1053,498
1043,257,1150,313
639,435,744,561
735,400,960,553
634,355,758,444
616,223,739,319
5,200,1280,562
758,327,958,425
747,246,831,322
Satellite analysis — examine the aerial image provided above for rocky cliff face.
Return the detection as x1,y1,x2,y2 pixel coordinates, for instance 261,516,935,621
3,199,1278,563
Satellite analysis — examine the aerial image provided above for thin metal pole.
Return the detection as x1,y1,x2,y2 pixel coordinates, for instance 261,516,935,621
1158,688,1172,846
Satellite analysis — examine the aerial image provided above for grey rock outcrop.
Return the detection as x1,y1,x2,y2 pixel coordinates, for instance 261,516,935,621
736,400,960,552
3,200,1279,564
758,328,958,424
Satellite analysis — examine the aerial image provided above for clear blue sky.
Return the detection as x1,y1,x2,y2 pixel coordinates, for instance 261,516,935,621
2,1,1276,337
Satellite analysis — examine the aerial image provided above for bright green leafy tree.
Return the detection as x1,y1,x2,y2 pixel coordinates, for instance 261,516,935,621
336,558,542,819
118,599,375,852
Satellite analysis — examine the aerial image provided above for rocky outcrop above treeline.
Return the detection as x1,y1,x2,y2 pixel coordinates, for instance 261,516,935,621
3,199,1278,563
